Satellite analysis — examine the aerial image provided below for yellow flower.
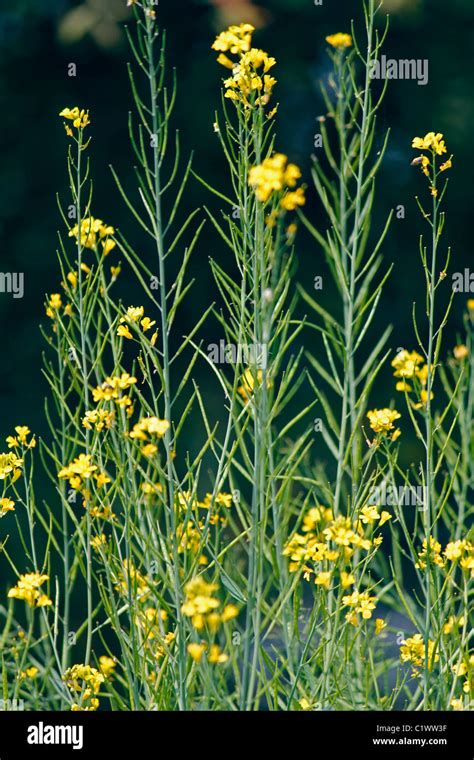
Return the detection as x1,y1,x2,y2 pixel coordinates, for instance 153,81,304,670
315,571,331,589
412,132,447,156
46,293,62,319
392,349,424,379
281,187,306,211
68,217,116,254
400,633,439,670
367,408,401,436
249,153,303,206
454,344,469,360
359,505,380,524
326,33,353,49
82,409,114,432
440,158,452,172
187,643,206,663
375,618,387,635
379,511,392,527
117,324,133,340
340,572,355,589
91,534,107,551
212,24,255,56
342,590,377,620
63,664,105,711
59,107,90,130
450,698,464,711
8,573,52,608
208,645,228,664
0,497,15,516
98,656,116,678
0,452,23,480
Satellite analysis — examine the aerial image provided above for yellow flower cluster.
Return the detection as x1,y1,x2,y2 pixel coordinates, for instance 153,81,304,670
181,577,238,632
8,573,52,609
63,664,105,711
249,153,306,210
6,425,36,450
212,24,277,108
0,452,23,481
82,409,115,432
400,634,439,672
0,497,15,518
187,642,229,665
416,536,474,576
284,506,387,619
117,306,157,343
129,416,170,457
212,23,254,56
326,33,353,49
411,133,452,196
392,349,433,407
98,656,116,678
92,373,137,417
58,453,110,492
367,408,401,441
412,132,447,156
342,590,377,625
59,106,90,131
68,217,116,256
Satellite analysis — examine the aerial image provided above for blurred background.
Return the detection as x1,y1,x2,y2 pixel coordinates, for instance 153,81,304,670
0,0,473,471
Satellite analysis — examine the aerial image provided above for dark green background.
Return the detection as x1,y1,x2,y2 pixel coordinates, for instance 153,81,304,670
0,0,472,462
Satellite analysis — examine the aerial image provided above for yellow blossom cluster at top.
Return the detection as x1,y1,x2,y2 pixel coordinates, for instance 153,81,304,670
6,425,36,450
0,451,23,481
58,453,110,492
63,664,105,712
181,577,238,632
416,535,474,576
391,349,434,408
82,409,115,432
117,306,158,345
129,416,170,458
366,408,401,442
92,373,137,418
212,24,277,108
8,572,52,609
400,634,439,672
283,505,390,626
411,132,453,197
59,106,90,134
249,153,306,211
326,33,353,49
68,217,116,256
